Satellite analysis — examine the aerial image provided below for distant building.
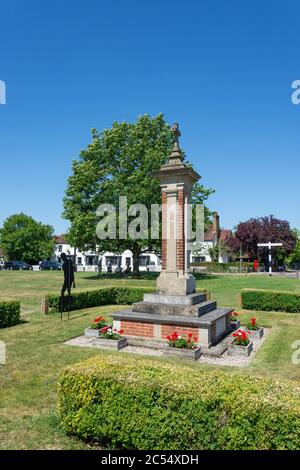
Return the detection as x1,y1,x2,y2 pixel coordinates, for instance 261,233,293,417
191,212,232,263
53,212,232,270
53,235,161,272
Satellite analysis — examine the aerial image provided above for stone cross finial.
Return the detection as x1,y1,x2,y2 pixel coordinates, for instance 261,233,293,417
167,122,184,165
172,123,181,149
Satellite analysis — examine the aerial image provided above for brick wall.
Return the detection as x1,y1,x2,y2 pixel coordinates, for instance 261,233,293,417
176,188,185,270
120,321,154,338
161,324,199,340
161,191,167,270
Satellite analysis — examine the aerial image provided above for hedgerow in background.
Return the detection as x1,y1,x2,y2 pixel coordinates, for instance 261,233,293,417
46,286,207,312
241,288,300,313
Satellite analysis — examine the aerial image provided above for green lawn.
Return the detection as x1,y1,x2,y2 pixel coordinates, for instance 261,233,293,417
1,270,300,449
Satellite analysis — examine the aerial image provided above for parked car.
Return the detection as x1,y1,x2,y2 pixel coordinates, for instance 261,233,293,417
39,261,62,270
3,261,32,270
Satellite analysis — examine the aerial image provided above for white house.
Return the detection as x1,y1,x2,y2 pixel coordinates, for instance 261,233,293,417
190,212,232,263
53,212,231,271
53,235,161,272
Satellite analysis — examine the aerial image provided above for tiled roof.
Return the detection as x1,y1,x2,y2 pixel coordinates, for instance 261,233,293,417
204,225,215,241
204,225,232,242
219,230,232,242
54,234,68,244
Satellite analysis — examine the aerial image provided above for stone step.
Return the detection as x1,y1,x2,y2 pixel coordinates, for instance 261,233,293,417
113,307,233,327
132,299,217,318
197,300,217,316
143,292,207,306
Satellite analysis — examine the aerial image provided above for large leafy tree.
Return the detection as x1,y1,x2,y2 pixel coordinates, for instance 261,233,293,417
0,213,54,263
63,114,214,275
225,215,296,263
286,230,300,268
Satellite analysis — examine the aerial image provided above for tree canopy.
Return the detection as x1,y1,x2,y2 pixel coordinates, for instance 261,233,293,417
286,230,300,268
0,213,55,263
225,215,296,263
63,114,214,275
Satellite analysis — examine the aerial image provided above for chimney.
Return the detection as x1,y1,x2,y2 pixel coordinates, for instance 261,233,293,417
212,212,220,239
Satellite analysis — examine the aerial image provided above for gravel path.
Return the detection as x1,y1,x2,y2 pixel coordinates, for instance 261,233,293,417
65,328,270,367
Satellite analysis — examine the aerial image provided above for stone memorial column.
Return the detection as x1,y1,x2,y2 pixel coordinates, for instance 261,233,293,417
153,123,200,296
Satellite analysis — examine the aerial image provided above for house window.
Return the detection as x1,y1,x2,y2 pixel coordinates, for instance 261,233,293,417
106,256,122,266
193,256,206,263
77,257,82,265
139,256,150,266
125,257,131,266
58,245,63,253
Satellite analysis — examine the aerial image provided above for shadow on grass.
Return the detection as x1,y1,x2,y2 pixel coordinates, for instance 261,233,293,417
193,273,221,280
83,272,159,281
1,319,29,329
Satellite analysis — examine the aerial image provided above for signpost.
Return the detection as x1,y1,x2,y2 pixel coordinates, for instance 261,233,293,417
257,242,283,277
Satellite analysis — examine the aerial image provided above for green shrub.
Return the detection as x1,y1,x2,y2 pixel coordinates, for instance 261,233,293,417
0,300,20,328
46,287,154,312
192,262,253,273
47,286,207,312
58,354,300,450
241,288,300,313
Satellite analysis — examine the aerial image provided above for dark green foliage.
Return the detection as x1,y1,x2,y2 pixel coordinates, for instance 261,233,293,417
63,114,214,275
0,213,54,264
57,354,300,450
0,301,20,328
46,287,155,312
192,262,253,273
241,288,300,313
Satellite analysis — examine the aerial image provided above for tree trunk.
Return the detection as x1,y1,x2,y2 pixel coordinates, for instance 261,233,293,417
132,246,140,277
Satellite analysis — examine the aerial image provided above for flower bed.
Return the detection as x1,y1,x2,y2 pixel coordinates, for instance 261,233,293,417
164,331,201,360
246,317,264,339
227,329,253,357
85,316,107,338
230,311,241,330
94,326,127,351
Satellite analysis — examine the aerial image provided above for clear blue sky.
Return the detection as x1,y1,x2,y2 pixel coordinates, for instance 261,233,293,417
1,0,299,234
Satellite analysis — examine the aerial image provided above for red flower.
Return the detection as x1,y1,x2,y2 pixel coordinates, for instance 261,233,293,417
170,331,179,341
119,329,124,335
99,326,110,333
194,337,198,342
94,316,104,323
232,329,250,343
188,333,193,338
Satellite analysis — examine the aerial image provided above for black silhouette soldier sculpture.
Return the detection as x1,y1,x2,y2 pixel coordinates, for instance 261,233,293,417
60,252,75,321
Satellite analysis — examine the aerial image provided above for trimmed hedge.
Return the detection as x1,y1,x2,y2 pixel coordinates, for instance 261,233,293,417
58,354,300,450
46,287,155,312
192,262,253,273
47,286,208,312
0,300,20,328
241,288,300,313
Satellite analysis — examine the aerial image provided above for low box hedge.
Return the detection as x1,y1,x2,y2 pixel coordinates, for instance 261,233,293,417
46,287,155,312
192,262,253,273
0,300,20,328
241,288,300,313
47,286,208,312
58,354,300,450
